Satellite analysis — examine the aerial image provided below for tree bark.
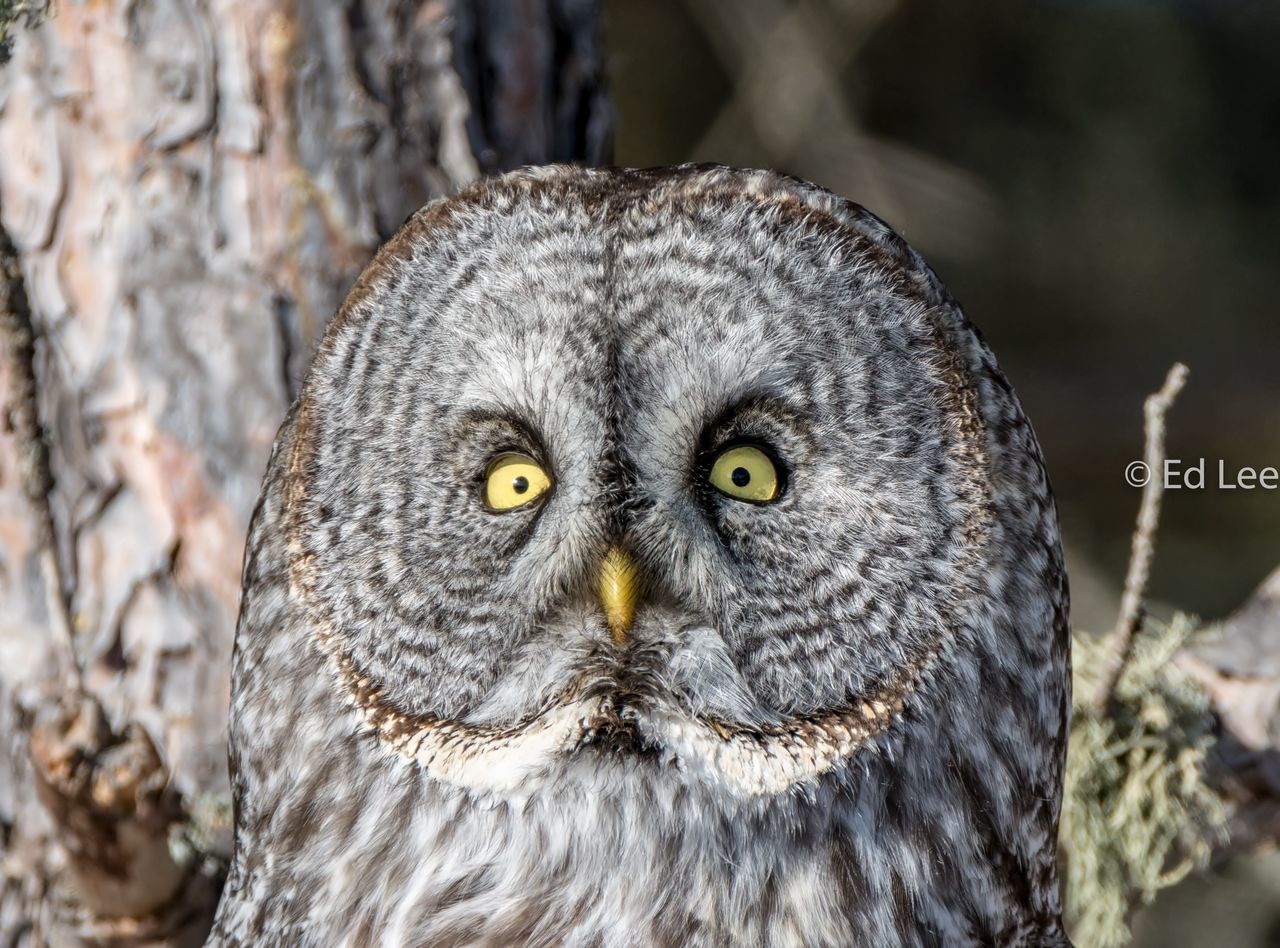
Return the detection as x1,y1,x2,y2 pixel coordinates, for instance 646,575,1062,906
0,2,608,943
1180,565,1280,860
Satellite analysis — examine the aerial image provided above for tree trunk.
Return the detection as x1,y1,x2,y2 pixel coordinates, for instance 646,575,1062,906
0,2,609,943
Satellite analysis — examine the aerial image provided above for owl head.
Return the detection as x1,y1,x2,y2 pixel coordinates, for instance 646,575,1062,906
269,164,1068,815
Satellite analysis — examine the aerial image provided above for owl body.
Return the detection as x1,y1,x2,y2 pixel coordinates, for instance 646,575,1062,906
210,166,1071,947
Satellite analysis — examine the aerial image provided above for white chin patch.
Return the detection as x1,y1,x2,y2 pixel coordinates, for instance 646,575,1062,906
353,689,902,799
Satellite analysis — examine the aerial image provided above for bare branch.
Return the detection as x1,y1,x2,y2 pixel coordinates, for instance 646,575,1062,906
1094,362,1189,714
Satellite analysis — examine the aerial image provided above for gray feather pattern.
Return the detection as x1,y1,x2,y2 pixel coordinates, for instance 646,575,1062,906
209,165,1071,947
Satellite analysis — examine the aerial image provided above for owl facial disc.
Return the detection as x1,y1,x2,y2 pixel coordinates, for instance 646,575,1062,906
283,165,997,802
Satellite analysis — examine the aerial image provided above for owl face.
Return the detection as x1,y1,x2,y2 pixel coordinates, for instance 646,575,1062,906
283,167,1004,798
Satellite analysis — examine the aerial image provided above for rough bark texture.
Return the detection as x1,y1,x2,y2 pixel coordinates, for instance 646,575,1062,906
0,2,609,943
1181,566,1280,860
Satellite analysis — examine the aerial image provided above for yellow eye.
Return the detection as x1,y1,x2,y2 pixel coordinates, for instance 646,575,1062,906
484,454,552,510
708,445,780,503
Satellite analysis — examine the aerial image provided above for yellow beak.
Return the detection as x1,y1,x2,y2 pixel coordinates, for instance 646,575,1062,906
596,547,642,646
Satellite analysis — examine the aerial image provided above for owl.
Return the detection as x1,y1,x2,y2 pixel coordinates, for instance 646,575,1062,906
208,165,1071,947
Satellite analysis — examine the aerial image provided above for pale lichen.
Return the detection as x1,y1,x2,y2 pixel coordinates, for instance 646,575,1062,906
1062,615,1229,946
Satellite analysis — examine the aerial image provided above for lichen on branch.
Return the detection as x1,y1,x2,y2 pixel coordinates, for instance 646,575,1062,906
1063,617,1229,947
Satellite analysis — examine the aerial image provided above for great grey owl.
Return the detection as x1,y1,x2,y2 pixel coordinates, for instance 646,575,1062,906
209,164,1071,947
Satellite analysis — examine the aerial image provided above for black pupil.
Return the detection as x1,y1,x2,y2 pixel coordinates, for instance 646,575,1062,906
512,476,530,494
731,466,751,488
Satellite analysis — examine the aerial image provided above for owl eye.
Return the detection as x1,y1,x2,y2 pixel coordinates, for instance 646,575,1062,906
484,454,552,510
708,444,780,503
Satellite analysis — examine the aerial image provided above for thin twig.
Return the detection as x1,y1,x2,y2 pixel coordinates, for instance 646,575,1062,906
1093,362,1189,714
1,218,81,691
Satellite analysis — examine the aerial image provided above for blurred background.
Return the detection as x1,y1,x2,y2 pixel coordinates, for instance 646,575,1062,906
604,1,1280,944
607,0,1280,629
